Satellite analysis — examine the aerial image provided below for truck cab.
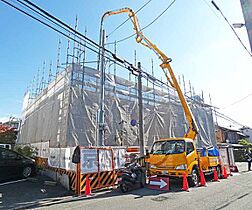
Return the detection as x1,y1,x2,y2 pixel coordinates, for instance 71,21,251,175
146,138,200,186
146,138,222,186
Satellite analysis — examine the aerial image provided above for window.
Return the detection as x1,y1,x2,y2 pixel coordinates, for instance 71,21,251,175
151,140,185,155
186,142,194,155
0,150,17,160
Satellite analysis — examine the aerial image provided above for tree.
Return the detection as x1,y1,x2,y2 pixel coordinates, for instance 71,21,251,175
14,145,38,158
239,139,252,156
0,125,16,144
239,139,252,148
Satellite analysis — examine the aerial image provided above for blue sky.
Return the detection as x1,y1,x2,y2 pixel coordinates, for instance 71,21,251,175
0,0,252,128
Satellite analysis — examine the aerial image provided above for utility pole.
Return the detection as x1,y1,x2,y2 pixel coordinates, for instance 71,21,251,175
98,29,106,146
138,62,145,157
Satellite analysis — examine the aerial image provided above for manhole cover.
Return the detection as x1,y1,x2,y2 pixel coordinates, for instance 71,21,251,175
151,196,169,202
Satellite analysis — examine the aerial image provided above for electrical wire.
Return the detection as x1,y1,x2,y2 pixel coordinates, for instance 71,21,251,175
1,0,101,57
1,0,130,78
215,110,245,127
201,0,219,19
13,0,97,54
3,0,244,126
211,0,252,57
221,92,252,110
106,0,177,45
19,0,113,55
106,0,152,38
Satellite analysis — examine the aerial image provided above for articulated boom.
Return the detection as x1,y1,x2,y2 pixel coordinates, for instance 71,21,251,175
101,8,198,140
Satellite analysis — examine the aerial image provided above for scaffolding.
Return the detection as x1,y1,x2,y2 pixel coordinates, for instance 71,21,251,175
18,23,216,150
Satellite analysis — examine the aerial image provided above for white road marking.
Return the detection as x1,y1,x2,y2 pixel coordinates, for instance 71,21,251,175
0,179,27,186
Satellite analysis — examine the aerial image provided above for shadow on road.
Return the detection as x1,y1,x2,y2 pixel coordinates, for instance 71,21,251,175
0,175,73,210
0,173,221,209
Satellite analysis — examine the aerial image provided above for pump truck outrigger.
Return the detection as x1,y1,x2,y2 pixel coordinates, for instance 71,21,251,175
102,8,222,187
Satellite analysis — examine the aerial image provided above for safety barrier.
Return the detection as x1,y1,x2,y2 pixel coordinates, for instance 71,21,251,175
35,156,77,191
34,146,142,195
75,147,126,195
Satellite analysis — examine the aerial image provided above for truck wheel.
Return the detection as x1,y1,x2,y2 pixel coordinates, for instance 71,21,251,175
189,167,199,187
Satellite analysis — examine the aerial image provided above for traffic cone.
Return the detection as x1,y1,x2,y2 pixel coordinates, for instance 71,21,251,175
213,167,219,182
181,172,189,192
85,177,92,196
200,170,207,187
222,167,228,179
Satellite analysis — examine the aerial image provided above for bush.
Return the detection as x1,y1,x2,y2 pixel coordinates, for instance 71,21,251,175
238,139,252,148
14,145,38,158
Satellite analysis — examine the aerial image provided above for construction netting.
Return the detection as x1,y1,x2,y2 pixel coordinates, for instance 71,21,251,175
18,63,216,149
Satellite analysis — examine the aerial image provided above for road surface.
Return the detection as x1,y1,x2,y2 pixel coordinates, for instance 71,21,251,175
33,171,252,210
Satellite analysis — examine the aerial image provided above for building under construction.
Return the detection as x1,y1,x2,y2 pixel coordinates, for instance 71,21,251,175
15,18,218,176
15,17,219,189
18,56,216,149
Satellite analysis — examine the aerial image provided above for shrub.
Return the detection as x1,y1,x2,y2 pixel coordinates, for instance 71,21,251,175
14,145,38,158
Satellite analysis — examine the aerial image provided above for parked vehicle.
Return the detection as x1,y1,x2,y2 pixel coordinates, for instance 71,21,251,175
118,156,145,193
0,147,36,181
0,143,11,149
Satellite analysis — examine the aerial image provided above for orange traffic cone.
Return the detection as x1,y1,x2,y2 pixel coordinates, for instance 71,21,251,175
200,170,207,187
85,177,92,196
213,167,219,182
222,167,228,179
182,172,189,192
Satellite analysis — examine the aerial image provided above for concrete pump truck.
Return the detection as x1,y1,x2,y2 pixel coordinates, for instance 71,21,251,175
101,8,222,186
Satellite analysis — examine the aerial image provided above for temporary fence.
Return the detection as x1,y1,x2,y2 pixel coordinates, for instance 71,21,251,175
218,145,238,173
218,146,232,175
75,146,126,195
32,143,130,194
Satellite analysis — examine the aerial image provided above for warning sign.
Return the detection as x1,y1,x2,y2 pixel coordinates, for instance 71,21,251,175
148,176,169,191
81,149,98,174
99,149,113,171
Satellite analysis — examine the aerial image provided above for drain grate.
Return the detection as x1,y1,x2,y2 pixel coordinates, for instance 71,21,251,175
151,196,169,202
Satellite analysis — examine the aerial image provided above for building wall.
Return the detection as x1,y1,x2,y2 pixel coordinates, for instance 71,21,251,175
241,127,252,142
240,0,252,52
216,128,225,143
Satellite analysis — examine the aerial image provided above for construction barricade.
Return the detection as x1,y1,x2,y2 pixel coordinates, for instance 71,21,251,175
218,146,232,175
75,147,126,196
33,143,139,195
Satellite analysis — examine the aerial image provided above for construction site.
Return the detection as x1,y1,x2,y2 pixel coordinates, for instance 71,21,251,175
14,3,227,193
1,1,252,207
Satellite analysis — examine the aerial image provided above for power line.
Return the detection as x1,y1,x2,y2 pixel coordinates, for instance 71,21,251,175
211,0,252,57
3,0,244,126
201,0,219,19
0,0,166,86
106,0,152,38
106,0,177,45
221,92,252,109
1,0,101,56
14,0,96,52
215,110,245,128
19,0,113,55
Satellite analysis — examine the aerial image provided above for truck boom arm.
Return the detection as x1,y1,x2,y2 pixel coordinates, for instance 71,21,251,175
102,8,198,139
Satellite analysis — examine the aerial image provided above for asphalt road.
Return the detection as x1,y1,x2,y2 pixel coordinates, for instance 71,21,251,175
0,163,251,210
25,171,252,210
0,175,72,210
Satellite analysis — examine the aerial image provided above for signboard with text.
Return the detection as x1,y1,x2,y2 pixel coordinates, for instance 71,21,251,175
80,149,98,174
